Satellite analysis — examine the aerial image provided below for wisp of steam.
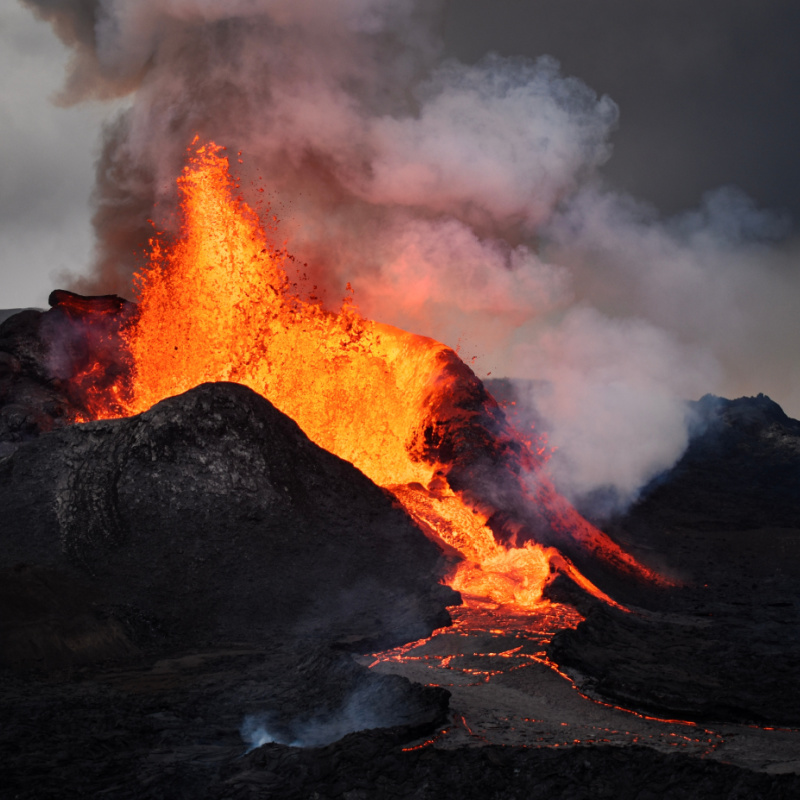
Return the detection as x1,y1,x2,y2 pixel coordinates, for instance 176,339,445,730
241,682,402,751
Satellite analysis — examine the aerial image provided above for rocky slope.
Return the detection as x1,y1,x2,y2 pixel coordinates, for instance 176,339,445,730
552,393,800,724
1,380,458,658
1,297,459,789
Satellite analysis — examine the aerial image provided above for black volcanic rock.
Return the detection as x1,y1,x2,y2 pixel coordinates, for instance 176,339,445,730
0,380,455,762
0,381,457,650
235,642,450,749
629,393,800,533
2,326,800,792
551,393,800,725
0,564,140,674
0,640,451,799
6,656,798,800
551,602,800,725
0,308,74,443
225,733,800,800
0,293,134,442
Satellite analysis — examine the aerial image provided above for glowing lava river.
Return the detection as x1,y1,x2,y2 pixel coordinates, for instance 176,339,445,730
362,601,800,772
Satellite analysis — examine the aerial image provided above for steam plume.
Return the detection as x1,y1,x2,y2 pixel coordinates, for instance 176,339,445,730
24,0,797,510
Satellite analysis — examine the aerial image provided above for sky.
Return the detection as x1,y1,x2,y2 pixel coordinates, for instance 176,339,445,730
448,0,800,220
1,0,799,510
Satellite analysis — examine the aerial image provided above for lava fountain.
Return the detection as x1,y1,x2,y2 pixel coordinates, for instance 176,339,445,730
72,139,667,612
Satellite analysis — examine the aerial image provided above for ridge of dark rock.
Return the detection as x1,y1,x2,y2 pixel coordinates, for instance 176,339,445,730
1,381,458,655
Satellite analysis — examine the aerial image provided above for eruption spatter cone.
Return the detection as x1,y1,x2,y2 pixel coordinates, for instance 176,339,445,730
76,139,667,611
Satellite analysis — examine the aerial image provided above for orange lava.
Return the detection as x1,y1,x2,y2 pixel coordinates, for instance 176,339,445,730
83,139,663,611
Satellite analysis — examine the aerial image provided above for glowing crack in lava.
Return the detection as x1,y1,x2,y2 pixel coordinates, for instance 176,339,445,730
83,140,665,611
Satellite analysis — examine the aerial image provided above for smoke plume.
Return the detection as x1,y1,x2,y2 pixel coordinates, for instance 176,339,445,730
24,0,797,510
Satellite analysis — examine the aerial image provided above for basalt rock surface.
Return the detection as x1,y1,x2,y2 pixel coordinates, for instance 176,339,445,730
551,393,800,725
228,732,800,800
0,641,452,799
0,564,140,674
617,393,800,537
0,307,73,445
0,291,134,444
0,380,457,652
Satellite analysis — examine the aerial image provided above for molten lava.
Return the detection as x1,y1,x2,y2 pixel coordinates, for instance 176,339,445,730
79,139,664,611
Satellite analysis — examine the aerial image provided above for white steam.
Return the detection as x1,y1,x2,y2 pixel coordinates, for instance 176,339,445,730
24,0,799,511
513,307,718,514
358,55,617,229
240,682,398,751
508,184,791,514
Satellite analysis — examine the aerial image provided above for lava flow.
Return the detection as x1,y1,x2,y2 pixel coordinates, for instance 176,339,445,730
70,138,666,612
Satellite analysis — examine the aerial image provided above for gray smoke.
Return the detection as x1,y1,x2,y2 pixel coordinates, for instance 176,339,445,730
23,0,797,511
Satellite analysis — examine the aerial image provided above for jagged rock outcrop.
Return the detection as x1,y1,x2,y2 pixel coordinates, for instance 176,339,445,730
0,291,134,445
551,601,800,725
624,393,800,533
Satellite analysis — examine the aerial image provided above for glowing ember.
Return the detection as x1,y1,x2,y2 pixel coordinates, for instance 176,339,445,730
80,138,664,610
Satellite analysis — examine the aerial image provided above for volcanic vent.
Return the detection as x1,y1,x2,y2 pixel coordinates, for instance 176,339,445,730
59,139,664,612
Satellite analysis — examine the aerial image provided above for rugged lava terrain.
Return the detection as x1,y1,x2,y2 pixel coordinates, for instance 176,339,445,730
2,302,800,797
551,393,800,726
